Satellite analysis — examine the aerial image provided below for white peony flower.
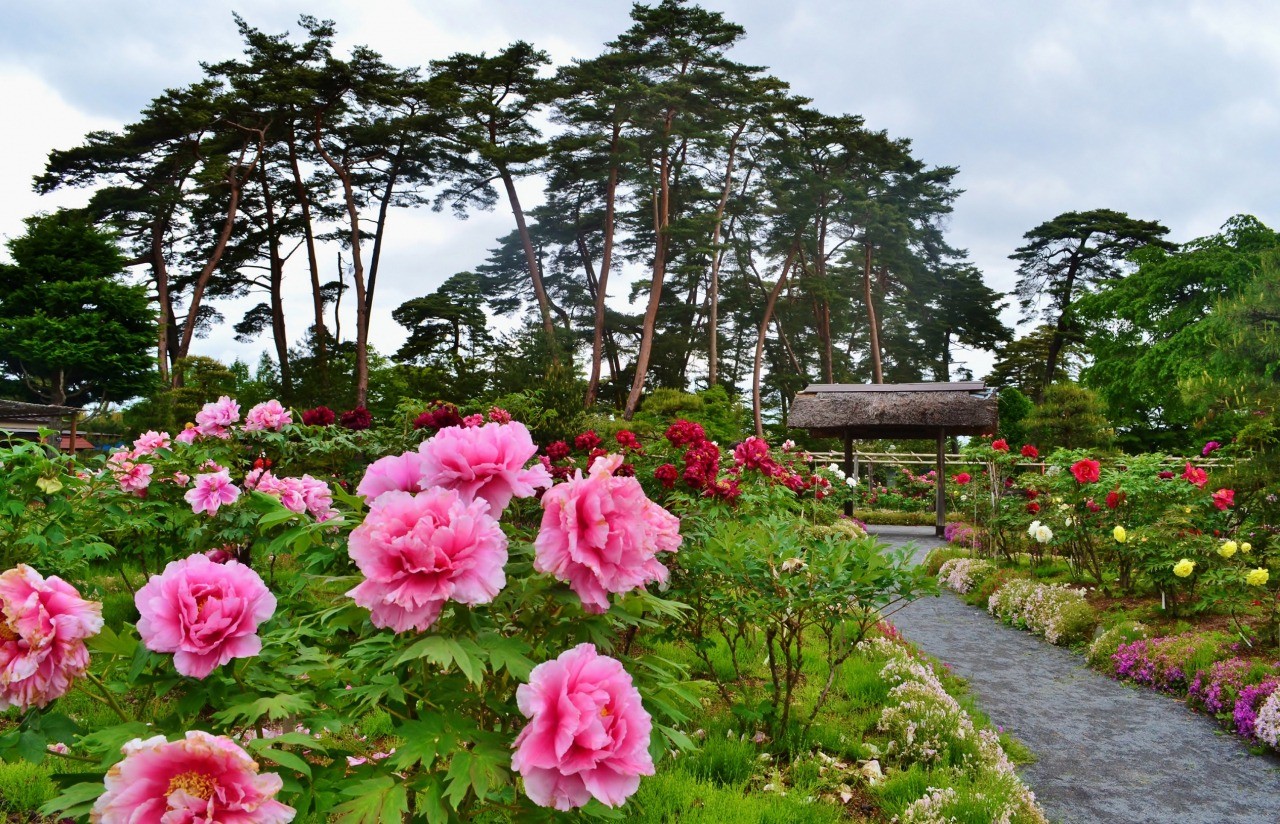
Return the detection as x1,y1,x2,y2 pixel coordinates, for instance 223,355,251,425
1034,524,1054,544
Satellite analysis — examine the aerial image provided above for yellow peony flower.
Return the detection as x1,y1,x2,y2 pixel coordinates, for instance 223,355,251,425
35,477,63,495
1183,507,1192,514
1247,568,1269,587
1113,525,1127,543
1219,541,1238,559
1242,542,1253,554
1173,559,1196,578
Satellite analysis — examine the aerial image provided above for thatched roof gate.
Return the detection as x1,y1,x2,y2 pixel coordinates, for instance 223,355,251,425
788,382,998,536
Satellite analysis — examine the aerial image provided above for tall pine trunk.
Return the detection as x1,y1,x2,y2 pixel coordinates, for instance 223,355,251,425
286,126,328,385
863,242,883,383
499,166,559,365
624,134,673,420
753,248,799,436
586,124,621,407
707,123,745,387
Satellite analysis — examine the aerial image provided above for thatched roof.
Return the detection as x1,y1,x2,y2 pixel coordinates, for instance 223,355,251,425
0,400,79,424
788,382,998,439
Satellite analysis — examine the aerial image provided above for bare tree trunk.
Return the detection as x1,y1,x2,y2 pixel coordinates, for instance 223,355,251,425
286,126,328,378
863,242,883,383
313,126,369,406
150,220,172,385
498,166,559,365
586,123,621,408
259,162,292,398
365,154,401,337
175,138,261,367
624,136,673,420
753,248,799,436
1042,240,1088,397
707,123,745,387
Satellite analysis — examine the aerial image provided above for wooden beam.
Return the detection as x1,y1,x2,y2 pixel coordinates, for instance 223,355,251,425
843,430,854,519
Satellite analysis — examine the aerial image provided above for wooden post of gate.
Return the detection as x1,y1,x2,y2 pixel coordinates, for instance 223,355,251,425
843,430,854,518
935,428,946,537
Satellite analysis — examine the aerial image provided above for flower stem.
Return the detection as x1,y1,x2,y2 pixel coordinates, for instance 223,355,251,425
84,671,131,723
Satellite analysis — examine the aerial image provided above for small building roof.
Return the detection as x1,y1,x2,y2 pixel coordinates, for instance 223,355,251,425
0,400,79,423
788,382,998,439
59,435,96,450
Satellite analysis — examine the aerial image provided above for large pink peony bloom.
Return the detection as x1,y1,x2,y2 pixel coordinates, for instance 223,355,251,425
135,555,276,679
534,454,681,614
243,400,292,432
511,644,654,810
356,451,428,503
195,396,240,438
417,421,552,515
254,472,337,521
0,565,103,711
186,471,240,515
114,461,154,494
346,488,508,633
90,731,295,824
132,430,171,456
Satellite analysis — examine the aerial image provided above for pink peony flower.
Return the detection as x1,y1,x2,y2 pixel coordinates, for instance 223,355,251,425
534,454,681,614
347,488,508,633
511,643,654,810
135,554,276,679
185,471,240,515
488,406,512,424
195,396,240,438
1212,488,1235,511
114,461,154,494
953,472,972,485
254,472,307,514
175,426,200,445
243,400,292,432
90,730,295,824
463,413,485,427
356,452,428,503
132,430,170,456
417,421,552,515
0,565,103,711
297,475,337,521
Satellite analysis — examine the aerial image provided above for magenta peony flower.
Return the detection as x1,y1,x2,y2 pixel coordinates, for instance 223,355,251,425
1203,440,1222,456
195,396,240,438
733,436,771,470
132,430,170,456
1212,488,1235,511
511,643,654,810
534,454,681,614
346,488,508,633
90,730,295,824
0,565,103,711
356,451,428,503
185,471,240,515
243,400,292,432
135,555,276,679
1070,459,1101,484
418,421,552,515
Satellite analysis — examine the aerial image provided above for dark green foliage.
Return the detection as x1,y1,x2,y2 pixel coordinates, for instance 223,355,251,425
997,387,1034,448
0,212,156,407
1023,382,1113,452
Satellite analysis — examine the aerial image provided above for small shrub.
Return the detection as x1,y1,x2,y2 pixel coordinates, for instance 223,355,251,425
1112,632,1232,694
938,558,998,594
923,547,965,576
966,568,1024,608
854,509,935,526
988,579,1097,645
0,760,56,813
1087,621,1149,674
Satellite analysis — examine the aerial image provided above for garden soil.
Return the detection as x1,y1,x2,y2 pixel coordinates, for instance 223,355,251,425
876,525,1280,824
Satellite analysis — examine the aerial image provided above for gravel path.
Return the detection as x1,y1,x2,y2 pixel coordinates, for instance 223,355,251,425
873,525,1280,824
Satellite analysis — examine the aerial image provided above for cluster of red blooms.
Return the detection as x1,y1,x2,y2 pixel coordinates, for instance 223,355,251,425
540,428,641,481
340,406,372,431
654,423,824,501
413,401,465,431
300,406,336,426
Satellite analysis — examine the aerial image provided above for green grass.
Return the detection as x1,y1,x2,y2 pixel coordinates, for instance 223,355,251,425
0,760,57,813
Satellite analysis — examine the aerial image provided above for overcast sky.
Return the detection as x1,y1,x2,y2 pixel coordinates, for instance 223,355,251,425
2,0,1278,383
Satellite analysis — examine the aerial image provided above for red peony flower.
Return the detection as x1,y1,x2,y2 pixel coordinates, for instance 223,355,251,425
1026,488,1039,499
1212,488,1235,511
954,472,972,485
413,402,464,431
340,406,372,430
574,430,602,451
1105,489,1124,509
300,406,335,426
545,441,571,462
1070,459,1101,484
654,463,679,489
1181,462,1208,489
1157,470,1175,479
1027,502,1041,514
1020,444,1039,459
991,439,1009,452
1086,499,1100,513
664,419,705,447
615,430,642,451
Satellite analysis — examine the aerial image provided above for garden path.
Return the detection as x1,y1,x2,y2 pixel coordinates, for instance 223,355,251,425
874,525,1280,824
